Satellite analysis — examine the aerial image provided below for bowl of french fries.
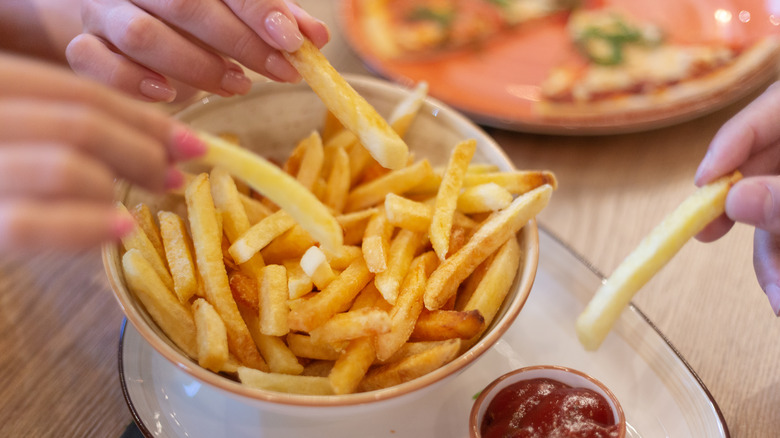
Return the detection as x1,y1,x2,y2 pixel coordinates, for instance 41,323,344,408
104,47,555,413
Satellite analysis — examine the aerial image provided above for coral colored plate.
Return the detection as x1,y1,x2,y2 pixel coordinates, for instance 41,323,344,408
340,0,780,134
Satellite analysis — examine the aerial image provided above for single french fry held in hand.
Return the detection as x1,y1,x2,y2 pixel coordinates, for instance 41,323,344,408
185,173,268,371
288,257,374,332
237,366,334,395
158,210,200,303
576,171,743,351
358,338,462,392
192,298,229,372
430,139,477,260
283,38,409,170
118,203,175,291
409,309,485,341
375,229,425,304
122,249,198,359
196,131,343,252
424,184,553,310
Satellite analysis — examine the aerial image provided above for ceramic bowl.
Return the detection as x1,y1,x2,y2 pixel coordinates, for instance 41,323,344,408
469,365,626,437
103,75,540,414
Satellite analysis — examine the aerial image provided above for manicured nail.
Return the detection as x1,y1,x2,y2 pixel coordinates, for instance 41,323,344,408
139,78,177,102
164,167,185,190
111,213,135,239
694,150,713,185
727,181,774,226
265,11,304,52
766,284,780,316
265,52,301,83
220,69,252,95
172,126,207,159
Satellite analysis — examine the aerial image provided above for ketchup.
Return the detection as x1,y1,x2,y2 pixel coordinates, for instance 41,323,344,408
481,378,620,438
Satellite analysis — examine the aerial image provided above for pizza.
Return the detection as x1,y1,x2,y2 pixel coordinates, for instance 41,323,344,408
357,0,579,59
534,7,780,121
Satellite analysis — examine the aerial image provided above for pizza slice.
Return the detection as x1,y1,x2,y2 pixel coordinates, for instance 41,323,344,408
536,8,780,121
357,0,579,59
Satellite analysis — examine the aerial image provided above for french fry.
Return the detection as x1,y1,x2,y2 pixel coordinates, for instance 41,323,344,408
324,146,351,213
237,367,334,395
576,171,742,351
464,170,558,194
192,298,229,372
409,309,485,341
322,244,363,270
283,259,313,300
337,208,377,245
286,333,342,360
309,307,391,345
362,209,394,273
424,184,553,310
375,251,438,361
239,193,273,224
430,139,477,260
295,131,324,191
118,203,174,291
229,210,297,264
228,270,259,311
460,236,522,342
122,249,197,359
375,229,425,304
258,264,290,336
358,338,461,392
239,305,303,375
185,173,268,371
288,257,374,332
196,131,343,252
283,38,409,170
300,246,337,290
329,336,376,395
158,210,200,303
374,340,451,365
387,82,428,137
261,225,316,264
130,203,166,265
457,183,514,214
321,110,344,142
384,193,477,232
302,360,335,377
344,159,435,212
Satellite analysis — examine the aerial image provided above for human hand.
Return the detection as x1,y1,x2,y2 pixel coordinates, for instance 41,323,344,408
0,53,206,252
695,81,780,315
66,0,329,103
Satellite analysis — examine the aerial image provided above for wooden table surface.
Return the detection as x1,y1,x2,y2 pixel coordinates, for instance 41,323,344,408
3,2,780,436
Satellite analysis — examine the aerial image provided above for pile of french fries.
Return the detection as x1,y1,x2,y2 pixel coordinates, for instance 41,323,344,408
119,41,556,396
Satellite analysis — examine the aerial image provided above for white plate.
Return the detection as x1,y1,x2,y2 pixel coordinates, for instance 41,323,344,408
119,228,728,437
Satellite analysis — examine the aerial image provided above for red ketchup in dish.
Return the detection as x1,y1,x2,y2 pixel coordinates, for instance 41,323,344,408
480,377,620,438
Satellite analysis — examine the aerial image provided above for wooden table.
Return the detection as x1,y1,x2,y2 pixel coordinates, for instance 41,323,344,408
3,2,780,436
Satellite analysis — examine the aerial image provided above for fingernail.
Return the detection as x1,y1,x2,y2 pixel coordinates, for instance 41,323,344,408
165,167,184,190
694,150,713,185
265,52,301,83
139,78,177,102
111,213,135,239
220,69,252,95
265,11,304,52
766,284,780,316
172,126,207,159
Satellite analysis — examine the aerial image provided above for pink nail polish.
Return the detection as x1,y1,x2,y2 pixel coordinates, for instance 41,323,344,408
265,52,301,83
766,284,780,316
139,78,177,102
265,11,304,52
173,127,207,159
